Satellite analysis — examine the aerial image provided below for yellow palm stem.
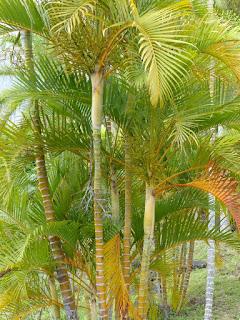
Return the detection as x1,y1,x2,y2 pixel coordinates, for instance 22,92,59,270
22,30,78,320
49,276,61,320
122,138,132,289
91,65,107,319
85,296,91,320
91,289,98,320
176,241,195,314
110,164,120,224
115,302,121,320
36,154,78,319
138,182,155,320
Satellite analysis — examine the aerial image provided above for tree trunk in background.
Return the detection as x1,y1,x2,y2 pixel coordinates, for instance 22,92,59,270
158,277,168,319
22,30,78,320
49,276,61,320
110,163,120,318
91,65,107,320
204,207,215,320
110,164,120,224
85,296,91,320
91,289,98,320
204,1,215,315
106,117,120,225
138,182,155,319
220,211,230,232
176,241,195,313
122,137,132,293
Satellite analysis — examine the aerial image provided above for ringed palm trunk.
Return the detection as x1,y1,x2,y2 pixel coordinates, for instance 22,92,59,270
204,209,215,320
122,95,134,320
22,31,78,320
91,65,107,319
122,137,132,290
49,276,61,320
110,164,120,224
85,296,91,320
205,5,215,315
91,289,98,320
106,117,120,224
176,241,195,314
158,276,168,319
109,163,120,319
138,182,155,320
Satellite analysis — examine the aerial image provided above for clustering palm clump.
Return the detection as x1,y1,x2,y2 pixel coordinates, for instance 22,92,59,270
0,1,239,320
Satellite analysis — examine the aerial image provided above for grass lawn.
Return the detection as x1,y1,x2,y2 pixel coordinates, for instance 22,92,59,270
171,242,240,320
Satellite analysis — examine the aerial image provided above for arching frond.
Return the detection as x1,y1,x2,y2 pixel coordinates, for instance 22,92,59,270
134,0,193,106
186,161,240,232
49,0,96,33
0,0,50,38
155,188,214,222
104,233,141,319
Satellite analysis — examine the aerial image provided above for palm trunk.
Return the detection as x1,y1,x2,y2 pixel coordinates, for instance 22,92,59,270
49,276,61,320
110,165,120,224
22,30,78,320
107,305,113,320
220,211,230,232
204,209,215,320
85,296,91,320
158,277,168,320
161,276,168,314
176,241,195,314
205,4,215,314
122,93,134,295
106,117,119,224
109,163,120,318
91,65,107,320
91,289,98,320
178,243,187,294
138,182,155,320
122,138,132,290
115,303,120,320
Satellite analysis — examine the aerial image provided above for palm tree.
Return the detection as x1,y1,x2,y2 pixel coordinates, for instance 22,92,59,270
0,3,240,318
46,3,195,317
1,44,240,319
22,30,78,320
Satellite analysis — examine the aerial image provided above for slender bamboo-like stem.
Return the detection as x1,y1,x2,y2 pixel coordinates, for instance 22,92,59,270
157,277,168,320
178,243,187,293
106,116,120,224
123,137,132,291
174,244,185,293
108,304,113,320
161,276,168,316
176,241,195,314
49,276,61,320
205,5,216,315
91,287,98,320
138,182,155,320
85,296,91,320
22,30,78,320
109,162,120,319
110,164,120,224
204,209,215,320
91,65,107,319
122,92,134,292
115,303,121,320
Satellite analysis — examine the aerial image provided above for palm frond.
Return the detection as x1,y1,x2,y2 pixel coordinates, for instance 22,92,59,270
0,0,50,38
135,0,193,106
104,233,141,319
185,161,240,232
49,0,95,33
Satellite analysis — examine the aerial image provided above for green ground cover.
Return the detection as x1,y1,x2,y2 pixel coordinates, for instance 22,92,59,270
172,242,240,320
